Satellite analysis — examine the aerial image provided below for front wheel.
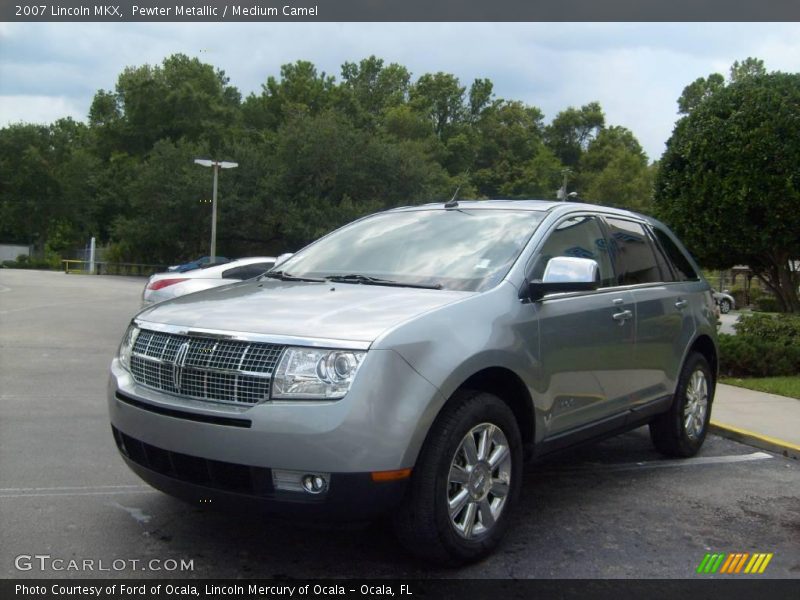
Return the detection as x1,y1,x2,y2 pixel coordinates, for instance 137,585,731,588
719,299,732,314
393,390,522,565
650,352,714,457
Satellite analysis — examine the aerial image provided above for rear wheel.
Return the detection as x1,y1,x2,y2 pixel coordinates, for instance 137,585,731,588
393,390,522,565
719,299,732,314
650,352,714,457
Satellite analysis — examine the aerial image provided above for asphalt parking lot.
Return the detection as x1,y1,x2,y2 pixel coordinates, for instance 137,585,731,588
1,269,798,579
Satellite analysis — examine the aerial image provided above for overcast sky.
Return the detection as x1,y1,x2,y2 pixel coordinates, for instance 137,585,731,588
1,22,799,161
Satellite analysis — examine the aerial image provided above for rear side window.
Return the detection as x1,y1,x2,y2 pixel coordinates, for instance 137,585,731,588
530,215,615,287
604,218,665,286
652,228,699,281
222,263,274,280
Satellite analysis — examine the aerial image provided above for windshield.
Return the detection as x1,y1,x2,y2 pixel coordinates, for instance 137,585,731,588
275,208,546,291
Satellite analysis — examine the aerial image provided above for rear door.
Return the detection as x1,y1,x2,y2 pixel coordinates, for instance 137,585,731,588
603,217,696,407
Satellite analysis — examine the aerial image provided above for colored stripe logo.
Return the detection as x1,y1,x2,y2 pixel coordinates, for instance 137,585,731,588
696,553,773,574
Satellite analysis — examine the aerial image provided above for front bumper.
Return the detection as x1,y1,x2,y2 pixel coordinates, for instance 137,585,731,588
112,425,407,520
108,348,446,519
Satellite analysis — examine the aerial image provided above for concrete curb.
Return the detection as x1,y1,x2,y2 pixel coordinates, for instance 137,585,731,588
710,421,800,460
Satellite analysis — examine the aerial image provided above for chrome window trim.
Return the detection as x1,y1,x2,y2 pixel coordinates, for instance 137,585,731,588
133,319,372,351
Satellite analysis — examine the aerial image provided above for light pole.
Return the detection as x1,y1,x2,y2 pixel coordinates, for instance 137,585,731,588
194,159,237,261
557,168,572,200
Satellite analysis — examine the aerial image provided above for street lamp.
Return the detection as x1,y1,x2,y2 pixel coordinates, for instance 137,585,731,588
194,158,238,261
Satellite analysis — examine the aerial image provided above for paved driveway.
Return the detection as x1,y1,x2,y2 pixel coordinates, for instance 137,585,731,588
1,270,798,579
718,312,740,335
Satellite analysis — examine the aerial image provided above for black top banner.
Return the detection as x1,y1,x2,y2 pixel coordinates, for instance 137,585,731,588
3,0,800,22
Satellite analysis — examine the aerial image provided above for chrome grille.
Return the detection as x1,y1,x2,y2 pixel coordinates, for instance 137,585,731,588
129,329,283,405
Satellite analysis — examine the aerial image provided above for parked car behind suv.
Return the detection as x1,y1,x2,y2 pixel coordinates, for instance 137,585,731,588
711,288,736,314
143,256,276,306
109,200,718,565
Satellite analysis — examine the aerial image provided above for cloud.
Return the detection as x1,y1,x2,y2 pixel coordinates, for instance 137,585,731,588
1,22,799,160
0,95,85,125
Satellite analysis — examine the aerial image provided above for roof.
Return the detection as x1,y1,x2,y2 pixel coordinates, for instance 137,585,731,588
389,199,651,221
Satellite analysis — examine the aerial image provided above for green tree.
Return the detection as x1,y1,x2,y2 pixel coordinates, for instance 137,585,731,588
579,126,653,211
265,110,450,247
655,69,800,312
91,54,240,156
729,57,766,82
544,101,605,167
470,101,558,198
677,73,725,115
410,72,467,139
111,139,212,263
242,60,335,132
339,56,410,128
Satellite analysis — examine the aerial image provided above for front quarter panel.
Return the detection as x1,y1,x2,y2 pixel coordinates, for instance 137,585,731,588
373,281,545,445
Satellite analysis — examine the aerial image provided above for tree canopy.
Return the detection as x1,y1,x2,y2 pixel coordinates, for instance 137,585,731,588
0,53,656,265
656,62,800,312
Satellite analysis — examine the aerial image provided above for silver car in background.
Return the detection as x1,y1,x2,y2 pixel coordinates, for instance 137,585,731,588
711,288,736,314
109,200,718,565
142,256,276,306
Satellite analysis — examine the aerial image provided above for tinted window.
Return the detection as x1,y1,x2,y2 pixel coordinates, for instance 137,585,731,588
605,218,664,285
530,216,615,287
222,263,274,280
652,228,698,281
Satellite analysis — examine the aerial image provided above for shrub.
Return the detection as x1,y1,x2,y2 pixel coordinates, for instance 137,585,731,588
753,295,782,313
718,334,800,377
734,313,800,344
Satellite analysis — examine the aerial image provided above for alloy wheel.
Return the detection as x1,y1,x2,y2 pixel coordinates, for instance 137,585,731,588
447,422,512,539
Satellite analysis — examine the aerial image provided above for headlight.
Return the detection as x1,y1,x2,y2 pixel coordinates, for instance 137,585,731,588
118,324,140,370
272,347,366,400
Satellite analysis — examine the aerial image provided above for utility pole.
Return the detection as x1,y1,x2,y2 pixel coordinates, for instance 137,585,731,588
558,168,572,200
194,159,238,261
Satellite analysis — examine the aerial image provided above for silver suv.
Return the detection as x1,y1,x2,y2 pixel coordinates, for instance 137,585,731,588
109,200,718,564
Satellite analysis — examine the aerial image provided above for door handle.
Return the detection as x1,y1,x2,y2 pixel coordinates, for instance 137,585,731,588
612,309,633,323
675,299,688,310
612,298,625,305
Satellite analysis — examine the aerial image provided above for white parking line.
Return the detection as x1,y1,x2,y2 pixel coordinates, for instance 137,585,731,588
0,484,155,499
0,484,149,492
537,451,773,474
0,490,158,498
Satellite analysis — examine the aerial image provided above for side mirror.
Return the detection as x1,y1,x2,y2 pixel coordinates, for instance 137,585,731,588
528,256,600,301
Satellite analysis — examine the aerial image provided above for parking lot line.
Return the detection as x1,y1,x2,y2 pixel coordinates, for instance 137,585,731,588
535,451,773,474
0,484,149,492
0,484,155,498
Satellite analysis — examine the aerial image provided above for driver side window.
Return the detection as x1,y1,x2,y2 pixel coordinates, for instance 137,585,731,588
530,215,614,287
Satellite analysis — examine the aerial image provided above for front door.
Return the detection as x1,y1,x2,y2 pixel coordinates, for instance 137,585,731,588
527,215,638,437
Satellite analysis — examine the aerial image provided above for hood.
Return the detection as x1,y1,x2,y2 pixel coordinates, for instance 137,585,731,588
135,279,472,343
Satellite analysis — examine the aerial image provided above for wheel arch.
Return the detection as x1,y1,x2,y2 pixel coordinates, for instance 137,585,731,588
689,334,718,381
444,367,536,447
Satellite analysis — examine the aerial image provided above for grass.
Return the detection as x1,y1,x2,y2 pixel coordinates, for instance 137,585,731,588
721,376,800,400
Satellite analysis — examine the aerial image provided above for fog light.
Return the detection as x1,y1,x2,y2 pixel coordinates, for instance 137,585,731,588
302,474,328,494
272,469,329,494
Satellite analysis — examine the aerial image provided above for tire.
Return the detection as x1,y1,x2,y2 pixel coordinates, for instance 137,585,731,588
719,299,732,314
650,352,714,457
393,390,523,565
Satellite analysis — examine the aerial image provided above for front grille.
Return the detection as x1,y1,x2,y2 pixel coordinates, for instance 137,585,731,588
112,426,272,496
129,329,283,405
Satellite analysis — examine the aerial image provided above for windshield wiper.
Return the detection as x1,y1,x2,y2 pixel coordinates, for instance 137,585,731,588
261,270,326,283
325,274,442,290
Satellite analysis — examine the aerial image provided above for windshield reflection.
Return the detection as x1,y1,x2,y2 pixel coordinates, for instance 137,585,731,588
278,208,545,292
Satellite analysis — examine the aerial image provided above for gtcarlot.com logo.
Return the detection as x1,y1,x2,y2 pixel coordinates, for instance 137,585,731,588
696,552,773,574
14,554,194,572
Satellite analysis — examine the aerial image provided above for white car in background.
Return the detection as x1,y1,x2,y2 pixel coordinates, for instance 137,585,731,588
711,288,736,314
142,257,276,306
